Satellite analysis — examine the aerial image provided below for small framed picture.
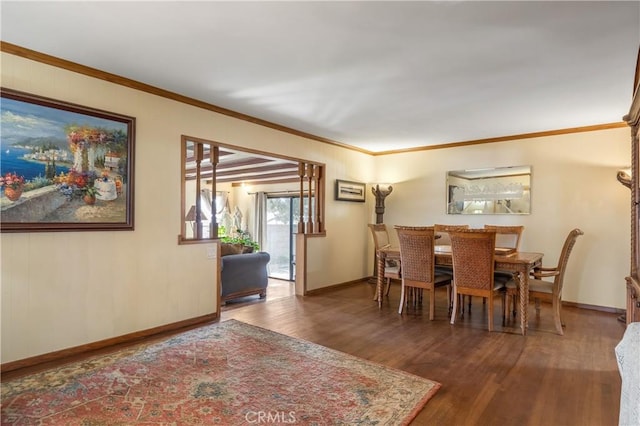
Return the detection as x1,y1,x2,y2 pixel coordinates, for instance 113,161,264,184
335,179,366,202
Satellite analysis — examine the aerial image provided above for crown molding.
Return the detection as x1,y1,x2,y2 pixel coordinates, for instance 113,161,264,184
2,41,626,157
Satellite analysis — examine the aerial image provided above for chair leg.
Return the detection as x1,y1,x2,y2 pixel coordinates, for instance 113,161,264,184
450,287,458,325
553,298,564,336
504,291,518,320
502,293,507,325
535,298,542,316
385,278,392,296
398,283,406,314
429,287,435,320
487,294,494,332
503,293,508,322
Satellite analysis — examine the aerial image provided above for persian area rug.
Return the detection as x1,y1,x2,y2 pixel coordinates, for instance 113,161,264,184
1,319,440,425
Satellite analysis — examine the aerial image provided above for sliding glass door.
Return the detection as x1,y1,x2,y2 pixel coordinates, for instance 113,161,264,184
265,196,302,281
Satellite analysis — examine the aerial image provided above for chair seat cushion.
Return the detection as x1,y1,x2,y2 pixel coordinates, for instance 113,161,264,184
505,278,553,294
528,278,553,294
435,272,453,285
435,265,454,275
493,280,509,291
385,265,400,275
495,273,516,285
494,270,515,279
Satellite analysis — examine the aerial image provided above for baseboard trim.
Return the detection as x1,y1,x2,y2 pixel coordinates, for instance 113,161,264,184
305,278,366,295
1,312,219,375
562,301,625,315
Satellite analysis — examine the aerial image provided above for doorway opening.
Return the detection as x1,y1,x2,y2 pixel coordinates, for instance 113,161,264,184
265,195,305,281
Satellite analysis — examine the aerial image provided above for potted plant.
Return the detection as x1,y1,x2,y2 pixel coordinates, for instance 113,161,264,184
219,228,260,252
82,185,100,205
0,172,25,202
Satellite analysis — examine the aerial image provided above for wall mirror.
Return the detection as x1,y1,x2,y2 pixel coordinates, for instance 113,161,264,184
446,166,531,215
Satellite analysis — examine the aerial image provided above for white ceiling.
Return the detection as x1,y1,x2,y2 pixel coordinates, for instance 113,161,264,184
1,1,638,153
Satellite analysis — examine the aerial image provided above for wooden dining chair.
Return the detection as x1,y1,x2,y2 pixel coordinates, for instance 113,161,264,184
395,226,452,319
505,228,584,335
449,229,511,332
368,223,400,296
434,224,469,275
434,225,471,311
484,225,525,316
434,224,470,246
484,225,524,252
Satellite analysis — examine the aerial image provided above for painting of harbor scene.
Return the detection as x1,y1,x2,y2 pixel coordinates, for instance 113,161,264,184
1,89,135,232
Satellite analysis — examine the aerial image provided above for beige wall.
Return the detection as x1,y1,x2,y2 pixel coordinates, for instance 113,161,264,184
375,128,630,309
0,51,631,364
0,53,372,363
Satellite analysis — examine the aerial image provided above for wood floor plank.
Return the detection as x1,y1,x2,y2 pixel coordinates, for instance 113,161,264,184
222,281,625,426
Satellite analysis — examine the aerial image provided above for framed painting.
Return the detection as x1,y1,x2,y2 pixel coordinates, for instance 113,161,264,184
0,88,135,232
335,179,366,202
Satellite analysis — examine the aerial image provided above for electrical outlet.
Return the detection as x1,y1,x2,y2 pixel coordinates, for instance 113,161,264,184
206,247,216,259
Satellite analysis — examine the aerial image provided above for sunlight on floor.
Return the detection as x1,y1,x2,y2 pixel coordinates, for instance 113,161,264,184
221,278,294,311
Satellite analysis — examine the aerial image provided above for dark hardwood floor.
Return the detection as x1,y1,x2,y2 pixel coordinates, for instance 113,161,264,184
221,278,295,311
222,281,625,426
3,279,624,425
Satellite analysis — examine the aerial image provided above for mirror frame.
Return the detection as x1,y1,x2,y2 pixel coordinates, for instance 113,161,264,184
446,166,531,215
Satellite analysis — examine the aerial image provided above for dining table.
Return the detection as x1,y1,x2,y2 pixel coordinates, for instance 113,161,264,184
375,245,543,335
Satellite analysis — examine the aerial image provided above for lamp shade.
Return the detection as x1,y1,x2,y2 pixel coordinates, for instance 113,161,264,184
185,205,208,221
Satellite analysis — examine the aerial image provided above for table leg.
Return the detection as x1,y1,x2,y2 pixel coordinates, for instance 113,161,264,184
375,252,385,308
518,270,528,336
